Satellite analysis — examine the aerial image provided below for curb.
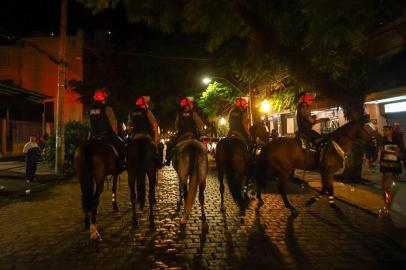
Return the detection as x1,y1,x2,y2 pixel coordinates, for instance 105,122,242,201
293,177,379,217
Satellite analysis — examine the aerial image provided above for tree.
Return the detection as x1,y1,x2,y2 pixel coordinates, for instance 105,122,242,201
197,82,237,120
80,0,405,182
80,0,404,117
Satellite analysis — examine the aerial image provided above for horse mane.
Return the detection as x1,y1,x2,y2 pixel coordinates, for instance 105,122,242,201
328,121,361,139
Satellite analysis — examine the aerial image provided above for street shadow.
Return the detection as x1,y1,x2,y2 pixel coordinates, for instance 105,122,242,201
285,212,315,270
191,225,209,269
238,207,287,269
222,211,237,267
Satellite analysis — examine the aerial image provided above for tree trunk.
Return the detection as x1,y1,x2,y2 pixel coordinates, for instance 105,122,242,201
341,140,364,183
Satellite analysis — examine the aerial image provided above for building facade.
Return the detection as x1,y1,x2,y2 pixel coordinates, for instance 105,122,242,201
0,31,84,157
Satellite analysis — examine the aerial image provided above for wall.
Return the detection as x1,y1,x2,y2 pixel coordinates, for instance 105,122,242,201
0,31,84,123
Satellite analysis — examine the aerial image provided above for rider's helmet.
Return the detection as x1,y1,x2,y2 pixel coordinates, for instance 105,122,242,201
299,92,314,105
180,97,194,110
235,97,248,108
136,96,150,108
93,89,108,102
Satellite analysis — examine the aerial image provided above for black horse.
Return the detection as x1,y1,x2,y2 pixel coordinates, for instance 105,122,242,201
215,122,269,211
126,135,158,226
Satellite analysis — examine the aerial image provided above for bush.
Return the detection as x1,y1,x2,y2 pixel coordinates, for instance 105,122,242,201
43,121,90,173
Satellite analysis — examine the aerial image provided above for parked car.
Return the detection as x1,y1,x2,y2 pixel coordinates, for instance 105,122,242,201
390,178,406,228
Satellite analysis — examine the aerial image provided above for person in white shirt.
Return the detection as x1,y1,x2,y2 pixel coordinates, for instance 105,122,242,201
23,136,41,182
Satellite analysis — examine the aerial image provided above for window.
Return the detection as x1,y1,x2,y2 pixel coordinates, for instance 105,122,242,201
0,53,10,66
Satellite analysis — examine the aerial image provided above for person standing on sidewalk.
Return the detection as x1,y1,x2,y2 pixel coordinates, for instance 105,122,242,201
393,122,405,170
380,125,403,205
23,135,41,183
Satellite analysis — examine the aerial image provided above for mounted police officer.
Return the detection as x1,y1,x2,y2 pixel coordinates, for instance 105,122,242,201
296,92,325,149
164,97,205,166
228,97,251,143
128,96,159,143
128,96,164,167
89,89,125,170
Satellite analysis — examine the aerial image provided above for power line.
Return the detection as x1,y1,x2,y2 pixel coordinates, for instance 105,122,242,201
85,47,215,62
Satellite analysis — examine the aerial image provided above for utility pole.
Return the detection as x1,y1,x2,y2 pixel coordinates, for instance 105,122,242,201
248,83,253,126
55,0,68,175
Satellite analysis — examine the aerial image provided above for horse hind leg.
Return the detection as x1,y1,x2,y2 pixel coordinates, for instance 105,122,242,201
199,183,208,231
137,172,146,210
90,177,104,240
128,170,138,226
218,168,226,212
147,169,157,228
111,175,119,211
278,174,296,213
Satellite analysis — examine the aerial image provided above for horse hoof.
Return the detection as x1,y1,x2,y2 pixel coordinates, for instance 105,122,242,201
202,221,209,232
89,224,101,240
180,217,187,225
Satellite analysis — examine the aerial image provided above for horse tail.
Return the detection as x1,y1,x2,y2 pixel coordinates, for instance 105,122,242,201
77,143,94,214
224,140,242,203
255,145,269,189
183,142,201,218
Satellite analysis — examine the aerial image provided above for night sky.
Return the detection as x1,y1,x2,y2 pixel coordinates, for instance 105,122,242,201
0,0,132,37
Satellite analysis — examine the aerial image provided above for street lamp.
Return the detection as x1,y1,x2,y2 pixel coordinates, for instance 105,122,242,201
219,117,226,126
202,77,212,85
260,99,271,113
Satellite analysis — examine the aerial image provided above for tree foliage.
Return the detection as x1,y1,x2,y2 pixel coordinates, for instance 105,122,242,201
197,82,237,120
43,121,90,173
80,0,406,119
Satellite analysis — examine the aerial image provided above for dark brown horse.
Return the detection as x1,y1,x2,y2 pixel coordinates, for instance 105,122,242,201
126,135,158,227
74,138,121,240
256,121,375,212
215,122,269,211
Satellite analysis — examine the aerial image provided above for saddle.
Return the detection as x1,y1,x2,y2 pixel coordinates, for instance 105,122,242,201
296,132,319,152
89,136,119,158
227,130,248,145
130,133,154,142
177,132,196,143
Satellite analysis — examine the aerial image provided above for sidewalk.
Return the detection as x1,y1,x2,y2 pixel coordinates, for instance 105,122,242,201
294,166,406,248
0,160,58,199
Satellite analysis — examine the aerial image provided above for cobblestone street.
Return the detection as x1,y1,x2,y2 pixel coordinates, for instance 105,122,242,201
1,164,406,270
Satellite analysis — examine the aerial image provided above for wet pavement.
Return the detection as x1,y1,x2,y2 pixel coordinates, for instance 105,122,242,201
0,165,405,270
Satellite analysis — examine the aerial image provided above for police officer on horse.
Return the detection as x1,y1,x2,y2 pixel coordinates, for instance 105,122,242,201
128,96,159,144
164,97,205,166
89,89,125,171
128,96,164,167
228,97,251,143
296,92,326,149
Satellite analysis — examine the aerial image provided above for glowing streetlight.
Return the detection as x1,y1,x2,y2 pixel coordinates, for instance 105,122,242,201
219,117,226,126
260,99,271,113
202,77,212,85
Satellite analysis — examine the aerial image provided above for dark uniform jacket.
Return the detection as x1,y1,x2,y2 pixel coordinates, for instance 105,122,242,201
89,101,114,138
229,108,249,139
129,107,154,138
178,110,199,138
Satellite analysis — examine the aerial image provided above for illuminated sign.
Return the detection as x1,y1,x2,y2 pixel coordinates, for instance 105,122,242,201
384,102,406,113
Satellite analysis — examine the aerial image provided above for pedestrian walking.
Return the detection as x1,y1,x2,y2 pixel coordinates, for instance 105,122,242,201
379,125,403,206
23,135,41,183
271,129,279,141
365,136,378,170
